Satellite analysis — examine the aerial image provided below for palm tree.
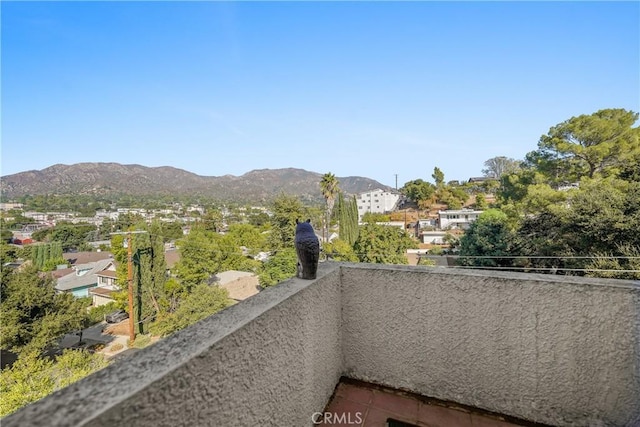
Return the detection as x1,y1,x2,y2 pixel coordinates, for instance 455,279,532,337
319,172,340,241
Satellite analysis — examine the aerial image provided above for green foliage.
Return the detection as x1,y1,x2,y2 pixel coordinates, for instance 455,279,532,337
258,248,298,287
224,223,268,255
401,179,436,205
417,256,436,266
200,208,224,232
130,334,153,349
361,212,391,223
353,223,418,264
174,228,221,290
0,242,20,266
475,193,488,210
586,244,640,280
336,193,359,247
320,173,340,239
482,156,521,179
458,209,515,267
133,233,168,333
432,167,445,187
323,239,358,262
437,187,465,210
149,284,232,337
87,302,118,324
267,194,307,250
497,169,547,206
509,178,639,274
0,350,108,417
0,267,89,355
1,226,13,243
526,108,640,182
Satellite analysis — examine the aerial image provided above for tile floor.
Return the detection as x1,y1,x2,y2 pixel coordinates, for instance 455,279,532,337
318,379,541,427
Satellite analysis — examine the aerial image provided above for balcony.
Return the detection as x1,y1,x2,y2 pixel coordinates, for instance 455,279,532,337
4,263,639,427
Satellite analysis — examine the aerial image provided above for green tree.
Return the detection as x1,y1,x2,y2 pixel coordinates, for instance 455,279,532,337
432,167,445,187
0,350,108,417
174,228,222,290
149,284,233,337
200,208,224,232
336,193,359,247
475,193,488,210
482,156,521,179
0,267,89,355
224,223,268,255
458,209,515,268
320,173,340,240
525,108,640,182
258,248,298,287
133,233,168,333
323,239,358,262
400,179,436,206
353,223,417,264
1,225,13,243
267,194,306,250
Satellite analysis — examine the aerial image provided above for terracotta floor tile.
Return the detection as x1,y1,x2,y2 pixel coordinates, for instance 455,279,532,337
363,406,393,427
321,396,368,426
370,391,419,422
417,402,472,427
342,383,375,405
470,413,520,427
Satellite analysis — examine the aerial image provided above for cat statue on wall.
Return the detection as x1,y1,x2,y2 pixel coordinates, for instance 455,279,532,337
294,219,320,280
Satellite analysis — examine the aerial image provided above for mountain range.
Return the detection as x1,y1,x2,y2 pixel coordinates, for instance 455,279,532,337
0,163,392,203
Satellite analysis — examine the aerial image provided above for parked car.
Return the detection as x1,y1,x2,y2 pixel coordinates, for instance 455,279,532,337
105,310,129,323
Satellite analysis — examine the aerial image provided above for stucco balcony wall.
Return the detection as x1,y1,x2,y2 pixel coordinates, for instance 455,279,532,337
4,263,639,427
340,264,640,427
4,264,344,427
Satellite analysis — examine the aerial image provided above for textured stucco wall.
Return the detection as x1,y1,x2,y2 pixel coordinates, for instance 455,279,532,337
6,263,639,427
340,264,640,427
3,263,343,427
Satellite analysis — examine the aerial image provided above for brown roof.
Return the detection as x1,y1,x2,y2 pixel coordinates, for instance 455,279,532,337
97,270,117,278
89,287,116,297
64,251,113,265
50,267,74,279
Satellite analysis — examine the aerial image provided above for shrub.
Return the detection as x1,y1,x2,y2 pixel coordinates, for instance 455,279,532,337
110,343,124,352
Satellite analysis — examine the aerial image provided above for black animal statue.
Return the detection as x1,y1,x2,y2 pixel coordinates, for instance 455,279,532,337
294,219,320,280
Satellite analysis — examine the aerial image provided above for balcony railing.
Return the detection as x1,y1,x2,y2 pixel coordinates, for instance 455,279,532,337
4,263,640,427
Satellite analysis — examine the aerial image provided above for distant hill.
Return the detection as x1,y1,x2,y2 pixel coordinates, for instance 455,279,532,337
0,163,392,203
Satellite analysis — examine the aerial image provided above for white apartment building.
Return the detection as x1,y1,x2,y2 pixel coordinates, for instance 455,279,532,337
356,189,400,219
438,209,483,230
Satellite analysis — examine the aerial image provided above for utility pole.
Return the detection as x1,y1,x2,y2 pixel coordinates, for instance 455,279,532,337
126,232,134,343
111,230,148,344
395,174,398,191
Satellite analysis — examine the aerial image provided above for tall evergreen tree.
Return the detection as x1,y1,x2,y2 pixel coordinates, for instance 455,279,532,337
337,193,359,247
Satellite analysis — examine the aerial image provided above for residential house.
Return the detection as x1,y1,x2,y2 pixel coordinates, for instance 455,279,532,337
420,230,448,245
438,208,483,230
55,259,117,299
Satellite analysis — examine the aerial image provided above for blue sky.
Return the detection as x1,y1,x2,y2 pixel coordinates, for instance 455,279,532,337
2,1,638,188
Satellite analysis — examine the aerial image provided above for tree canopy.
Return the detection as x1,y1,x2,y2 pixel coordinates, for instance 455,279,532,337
353,223,417,264
0,266,89,355
525,108,640,183
482,156,521,178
